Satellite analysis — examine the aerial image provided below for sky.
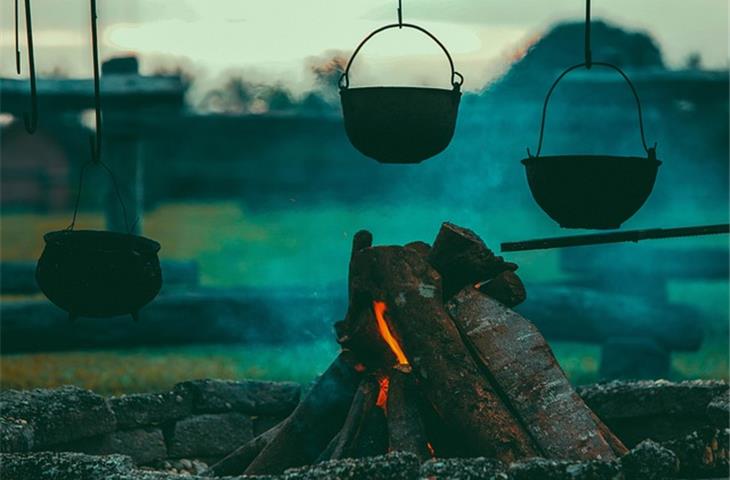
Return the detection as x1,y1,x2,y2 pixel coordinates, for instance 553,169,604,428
1,0,728,94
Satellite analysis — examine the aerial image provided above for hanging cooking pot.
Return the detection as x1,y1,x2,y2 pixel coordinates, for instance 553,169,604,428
339,23,463,164
35,163,163,322
35,0,162,322
522,62,661,230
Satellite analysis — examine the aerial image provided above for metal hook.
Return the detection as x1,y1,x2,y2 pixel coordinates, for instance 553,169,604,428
584,0,592,69
89,0,102,163
397,0,403,28
22,0,38,134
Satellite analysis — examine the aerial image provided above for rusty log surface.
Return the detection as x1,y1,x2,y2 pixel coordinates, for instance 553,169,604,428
386,369,431,461
346,243,538,462
447,287,616,461
428,223,517,298
242,352,362,475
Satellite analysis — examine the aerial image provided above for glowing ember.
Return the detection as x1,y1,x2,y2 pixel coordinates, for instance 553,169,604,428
373,301,409,366
426,442,436,458
354,363,367,373
376,376,390,410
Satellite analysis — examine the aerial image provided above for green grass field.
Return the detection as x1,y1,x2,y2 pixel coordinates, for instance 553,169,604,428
1,202,727,394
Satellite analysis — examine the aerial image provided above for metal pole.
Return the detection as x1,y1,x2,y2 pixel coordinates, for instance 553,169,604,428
501,224,730,252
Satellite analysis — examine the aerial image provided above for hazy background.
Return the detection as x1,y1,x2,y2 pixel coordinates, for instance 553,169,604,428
0,0,728,394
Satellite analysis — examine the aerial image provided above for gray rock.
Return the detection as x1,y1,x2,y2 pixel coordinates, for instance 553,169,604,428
707,393,730,428
178,379,300,416
109,387,193,429
578,379,729,419
282,451,420,480
620,439,678,480
662,427,729,478
55,428,167,465
167,413,253,458
508,457,622,480
420,457,508,479
0,386,116,448
0,452,134,480
0,417,34,452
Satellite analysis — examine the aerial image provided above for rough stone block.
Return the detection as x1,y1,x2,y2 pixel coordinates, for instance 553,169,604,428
0,386,116,448
167,413,253,458
56,428,167,465
109,387,192,429
0,417,34,453
177,379,300,416
0,452,134,480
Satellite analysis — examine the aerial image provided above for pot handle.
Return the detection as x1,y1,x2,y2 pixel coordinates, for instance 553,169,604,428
528,61,657,160
339,23,464,90
66,160,132,233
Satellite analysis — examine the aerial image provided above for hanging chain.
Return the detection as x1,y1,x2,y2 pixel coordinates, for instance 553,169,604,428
584,0,592,68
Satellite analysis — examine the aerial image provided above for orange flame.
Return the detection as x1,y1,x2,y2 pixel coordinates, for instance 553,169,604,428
373,301,409,366
376,376,390,411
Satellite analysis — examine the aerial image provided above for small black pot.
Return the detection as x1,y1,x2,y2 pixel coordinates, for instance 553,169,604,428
339,22,463,164
36,230,162,320
340,86,461,164
522,155,661,229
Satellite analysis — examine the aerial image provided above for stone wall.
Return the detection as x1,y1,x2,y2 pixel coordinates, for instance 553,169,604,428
0,379,300,467
1,378,728,479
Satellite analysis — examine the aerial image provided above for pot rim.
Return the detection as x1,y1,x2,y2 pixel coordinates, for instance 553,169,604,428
340,85,461,95
521,154,662,167
43,229,161,253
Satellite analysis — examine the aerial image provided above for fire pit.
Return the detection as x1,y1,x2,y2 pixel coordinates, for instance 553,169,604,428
208,223,630,476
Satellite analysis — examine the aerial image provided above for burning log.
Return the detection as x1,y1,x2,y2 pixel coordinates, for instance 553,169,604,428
241,352,362,475
215,223,627,475
345,245,538,462
447,287,617,461
386,368,431,461
428,222,517,298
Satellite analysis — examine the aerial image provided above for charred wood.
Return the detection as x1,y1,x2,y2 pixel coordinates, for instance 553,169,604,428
428,222,517,298
386,369,431,461
476,270,527,307
242,352,362,475
347,244,537,462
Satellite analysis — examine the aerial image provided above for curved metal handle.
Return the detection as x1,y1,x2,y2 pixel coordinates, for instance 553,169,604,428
528,62,656,159
339,23,463,90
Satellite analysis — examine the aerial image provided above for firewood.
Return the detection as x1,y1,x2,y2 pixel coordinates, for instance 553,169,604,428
329,377,378,460
206,420,283,476
477,270,527,307
590,410,629,456
386,369,431,461
404,241,431,259
428,222,517,298
349,399,388,458
447,287,617,461
242,352,362,475
347,244,538,462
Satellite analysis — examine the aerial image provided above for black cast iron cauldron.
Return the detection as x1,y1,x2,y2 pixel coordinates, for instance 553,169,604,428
36,230,162,321
522,62,661,229
339,23,463,164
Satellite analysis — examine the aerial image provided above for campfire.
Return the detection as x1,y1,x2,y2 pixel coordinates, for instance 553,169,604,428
208,223,627,476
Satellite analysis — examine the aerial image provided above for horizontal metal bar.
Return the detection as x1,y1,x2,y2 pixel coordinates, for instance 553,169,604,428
501,224,730,252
